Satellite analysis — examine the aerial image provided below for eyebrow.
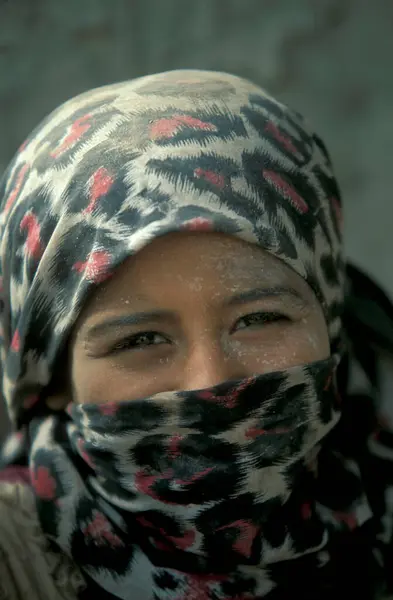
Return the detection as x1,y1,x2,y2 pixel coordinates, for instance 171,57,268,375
226,286,305,307
83,286,306,342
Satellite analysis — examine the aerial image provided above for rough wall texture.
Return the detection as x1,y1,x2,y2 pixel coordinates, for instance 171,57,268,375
0,0,392,437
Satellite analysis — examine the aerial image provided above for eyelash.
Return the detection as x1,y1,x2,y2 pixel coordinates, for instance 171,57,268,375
233,311,290,331
111,312,290,353
112,332,167,352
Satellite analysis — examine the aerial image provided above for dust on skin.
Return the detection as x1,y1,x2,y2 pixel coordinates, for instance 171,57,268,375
47,232,330,407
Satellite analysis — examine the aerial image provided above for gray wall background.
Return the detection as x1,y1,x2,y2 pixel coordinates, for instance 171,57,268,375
0,0,392,437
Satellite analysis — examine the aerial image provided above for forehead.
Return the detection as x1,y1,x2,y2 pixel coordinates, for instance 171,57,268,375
82,232,313,312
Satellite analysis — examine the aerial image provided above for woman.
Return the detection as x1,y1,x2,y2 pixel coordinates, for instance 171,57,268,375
0,69,392,600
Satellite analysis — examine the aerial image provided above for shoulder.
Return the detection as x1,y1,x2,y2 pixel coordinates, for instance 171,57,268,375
0,479,85,600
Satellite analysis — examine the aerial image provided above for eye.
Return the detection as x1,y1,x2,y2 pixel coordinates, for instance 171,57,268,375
112,331,169,353
233,311,290,332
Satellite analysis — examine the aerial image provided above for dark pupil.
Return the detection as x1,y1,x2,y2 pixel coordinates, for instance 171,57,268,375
138,333,156,344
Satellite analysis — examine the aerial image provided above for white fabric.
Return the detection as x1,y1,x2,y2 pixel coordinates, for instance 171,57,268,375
0,481,84,600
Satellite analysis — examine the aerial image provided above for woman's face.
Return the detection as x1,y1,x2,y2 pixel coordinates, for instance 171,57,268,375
68,232,330,404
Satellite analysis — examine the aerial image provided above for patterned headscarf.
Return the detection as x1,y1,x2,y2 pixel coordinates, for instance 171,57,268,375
0,71,388,599
0,69,343,426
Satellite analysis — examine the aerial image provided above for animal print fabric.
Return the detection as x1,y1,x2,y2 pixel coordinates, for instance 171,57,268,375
0,71,387,599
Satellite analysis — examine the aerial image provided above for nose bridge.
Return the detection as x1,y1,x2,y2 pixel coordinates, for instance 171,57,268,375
181,331,241,391
182,340,227,391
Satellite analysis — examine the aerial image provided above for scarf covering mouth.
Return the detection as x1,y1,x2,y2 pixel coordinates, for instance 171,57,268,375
28,356,343,600
0,70,388,599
